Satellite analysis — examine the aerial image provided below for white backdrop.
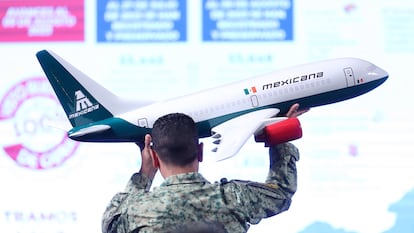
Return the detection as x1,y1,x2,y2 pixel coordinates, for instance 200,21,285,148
0,1,413,232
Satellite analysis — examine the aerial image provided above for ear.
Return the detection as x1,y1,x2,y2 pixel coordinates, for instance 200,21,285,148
150,148,160,168
197,142,204,162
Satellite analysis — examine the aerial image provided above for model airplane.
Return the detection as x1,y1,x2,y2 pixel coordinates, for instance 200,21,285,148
36,50,388,160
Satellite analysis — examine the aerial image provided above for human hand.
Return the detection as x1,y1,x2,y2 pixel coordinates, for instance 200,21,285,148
136,134,158,179
286,103,309,118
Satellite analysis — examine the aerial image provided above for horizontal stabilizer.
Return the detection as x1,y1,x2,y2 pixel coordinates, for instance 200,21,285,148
69,125,111,138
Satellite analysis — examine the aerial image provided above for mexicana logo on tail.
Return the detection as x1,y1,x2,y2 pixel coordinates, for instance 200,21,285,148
69,90,100,119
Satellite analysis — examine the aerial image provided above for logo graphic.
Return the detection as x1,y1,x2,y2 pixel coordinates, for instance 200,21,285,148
0,77,79,170
68,90,99,119
243,86,257,95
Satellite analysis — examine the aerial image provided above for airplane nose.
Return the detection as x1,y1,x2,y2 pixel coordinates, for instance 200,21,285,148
367,64,389,80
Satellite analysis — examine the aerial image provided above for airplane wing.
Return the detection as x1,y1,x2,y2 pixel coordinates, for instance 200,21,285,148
209,108,280,161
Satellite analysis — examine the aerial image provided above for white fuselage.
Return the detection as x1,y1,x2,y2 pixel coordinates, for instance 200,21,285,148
119,57,388,130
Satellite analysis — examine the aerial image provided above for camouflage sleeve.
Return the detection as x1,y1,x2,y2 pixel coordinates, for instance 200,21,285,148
126,172,154,194
101,172,153,233
266,142,299,195
221,143,299,225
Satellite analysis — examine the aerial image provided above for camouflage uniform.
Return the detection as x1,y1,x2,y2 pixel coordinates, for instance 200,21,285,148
102,143,299,233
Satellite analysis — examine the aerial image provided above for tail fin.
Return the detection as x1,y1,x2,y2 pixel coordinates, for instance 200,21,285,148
36,50,127,127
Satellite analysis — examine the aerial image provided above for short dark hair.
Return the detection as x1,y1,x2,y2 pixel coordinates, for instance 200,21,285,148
151,113,199,166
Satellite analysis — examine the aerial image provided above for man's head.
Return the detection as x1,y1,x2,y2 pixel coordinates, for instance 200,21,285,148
151,113,201,167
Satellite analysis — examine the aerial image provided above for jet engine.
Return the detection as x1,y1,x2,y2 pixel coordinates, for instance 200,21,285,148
255,118,302,146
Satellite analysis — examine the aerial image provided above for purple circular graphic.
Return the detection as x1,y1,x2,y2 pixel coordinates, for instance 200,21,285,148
0,77,79,170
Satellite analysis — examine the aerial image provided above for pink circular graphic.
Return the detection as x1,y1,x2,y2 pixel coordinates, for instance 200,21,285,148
0,77,79,170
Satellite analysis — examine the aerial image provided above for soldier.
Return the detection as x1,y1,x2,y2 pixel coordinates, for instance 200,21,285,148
102,104,308,233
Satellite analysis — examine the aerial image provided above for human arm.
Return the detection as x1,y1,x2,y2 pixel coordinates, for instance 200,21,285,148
221,104,305,225
261,104,305,206
265,142,299,198
101,135,158,233
120,134,158,194
136,134,158,181
260,104,306,212
109,134,158,194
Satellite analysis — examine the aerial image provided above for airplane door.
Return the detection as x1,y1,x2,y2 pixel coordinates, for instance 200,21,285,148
138,118,149,128
344,67,355,87
250,95,259,107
